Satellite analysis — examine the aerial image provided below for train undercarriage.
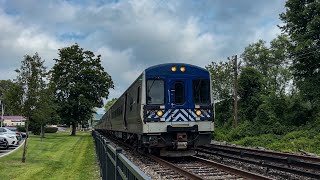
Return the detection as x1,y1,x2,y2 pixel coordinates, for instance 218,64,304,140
98,127,212,157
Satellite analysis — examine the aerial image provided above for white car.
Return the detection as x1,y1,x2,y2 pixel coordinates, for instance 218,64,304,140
0,134,17,147
0,127,21,143
0,136,8,149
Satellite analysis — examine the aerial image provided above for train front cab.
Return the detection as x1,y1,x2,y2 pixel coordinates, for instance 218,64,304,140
141,64,214,156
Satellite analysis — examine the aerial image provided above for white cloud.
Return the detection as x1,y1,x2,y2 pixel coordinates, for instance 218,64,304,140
0,0,286,113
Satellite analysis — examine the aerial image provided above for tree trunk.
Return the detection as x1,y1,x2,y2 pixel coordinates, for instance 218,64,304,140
71,121,76,136
22,120,29,163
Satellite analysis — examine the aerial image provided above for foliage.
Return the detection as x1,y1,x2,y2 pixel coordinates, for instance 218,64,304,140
214,99,233,128
238,67,263,122
45,127,58,133
233,134,281,147
50,44,114,136
206,61,234,101
280,0,320,109
0,80,23,115
15,53,47,120
16,126,26,132
104,98,118,112
241,35,292,95
206,61,235,128
14,53,49,162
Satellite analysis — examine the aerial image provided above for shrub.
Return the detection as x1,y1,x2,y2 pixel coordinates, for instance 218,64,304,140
233,134,280,147
16,126,26,132
45,127,58,133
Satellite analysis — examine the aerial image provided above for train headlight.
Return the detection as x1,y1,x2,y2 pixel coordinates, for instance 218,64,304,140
196,110,202,116
171,66,177,72
157,110,163,117
180,66,186,72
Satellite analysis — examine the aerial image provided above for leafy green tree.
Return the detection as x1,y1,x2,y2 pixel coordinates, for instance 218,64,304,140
15,53,47,163
280,0,320,110
206,61,235,127
51,44,114,136
33,87,57,138
0,80,23,115
241,36,292,95
241,40,271,76
238,67,263,122
269,35,293,95
104,98,118,112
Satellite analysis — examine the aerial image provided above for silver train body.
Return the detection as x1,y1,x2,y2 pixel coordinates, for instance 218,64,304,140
96,63,214,156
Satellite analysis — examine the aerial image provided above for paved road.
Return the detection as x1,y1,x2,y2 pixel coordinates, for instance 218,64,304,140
0,140,25,158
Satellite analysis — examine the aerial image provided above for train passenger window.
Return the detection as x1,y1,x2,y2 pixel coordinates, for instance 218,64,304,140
129,97,133,111
147,79,164,104
174,81,185,105
137,86,140,104
193,79,210,104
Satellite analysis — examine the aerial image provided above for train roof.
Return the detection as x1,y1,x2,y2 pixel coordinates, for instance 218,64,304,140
145,63,209,76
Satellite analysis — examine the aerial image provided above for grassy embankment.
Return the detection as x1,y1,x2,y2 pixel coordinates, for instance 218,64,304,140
214,120,320,155
0,132,100,180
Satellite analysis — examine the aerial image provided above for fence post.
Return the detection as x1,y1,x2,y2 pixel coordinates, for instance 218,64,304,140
98,135,103,178
103,139,110,180
115,148,122,180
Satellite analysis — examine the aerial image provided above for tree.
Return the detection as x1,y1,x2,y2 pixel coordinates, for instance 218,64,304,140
50,44,114,136
206,61,235,127
241,40,271,76
15,53,47,163
0,80,23,115
238,67,263,122
279,0,320,110
269,35,292,95
241,36,292,95
104,98,118,112
33,87,57,138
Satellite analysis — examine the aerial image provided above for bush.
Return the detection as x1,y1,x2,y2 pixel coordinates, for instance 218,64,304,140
45,127,58,133
233,134,280,147
16,126,26,132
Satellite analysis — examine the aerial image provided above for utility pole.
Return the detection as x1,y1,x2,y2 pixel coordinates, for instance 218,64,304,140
0,100,3,127
233,55,238,128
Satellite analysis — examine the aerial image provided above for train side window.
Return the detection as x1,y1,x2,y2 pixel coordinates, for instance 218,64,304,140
174,81,185,105
137,86,140,104
147,79,165,105
129,97,134,111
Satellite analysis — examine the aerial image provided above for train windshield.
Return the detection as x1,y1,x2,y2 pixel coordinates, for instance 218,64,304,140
193,79,210,105
147,79,165,104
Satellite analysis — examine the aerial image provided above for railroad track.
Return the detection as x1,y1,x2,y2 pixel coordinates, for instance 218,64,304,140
152,155,271,180
101,133,271,179
197,144,320,179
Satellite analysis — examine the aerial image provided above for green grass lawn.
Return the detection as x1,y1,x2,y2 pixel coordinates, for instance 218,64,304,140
0,132,100,180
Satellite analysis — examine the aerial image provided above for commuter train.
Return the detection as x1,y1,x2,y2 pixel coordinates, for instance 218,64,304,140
95,63,214,156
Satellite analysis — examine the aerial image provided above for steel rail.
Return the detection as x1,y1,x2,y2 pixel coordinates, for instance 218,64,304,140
103,135,202,179
146,153,205,180
202,145,320,170
190,156,272,180
197,147,320,179
104,134,272,180
207,144,320,163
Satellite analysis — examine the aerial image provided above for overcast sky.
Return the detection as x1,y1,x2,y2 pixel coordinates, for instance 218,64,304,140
0,0,286,114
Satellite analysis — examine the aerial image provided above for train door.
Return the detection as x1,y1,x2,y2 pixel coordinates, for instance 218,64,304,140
168,79,191,123
123,93,128,130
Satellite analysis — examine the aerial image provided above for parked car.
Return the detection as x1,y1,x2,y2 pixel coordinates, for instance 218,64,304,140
5,127,26,139
0,136,8,149
0,127,21,143
0,134,17,147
